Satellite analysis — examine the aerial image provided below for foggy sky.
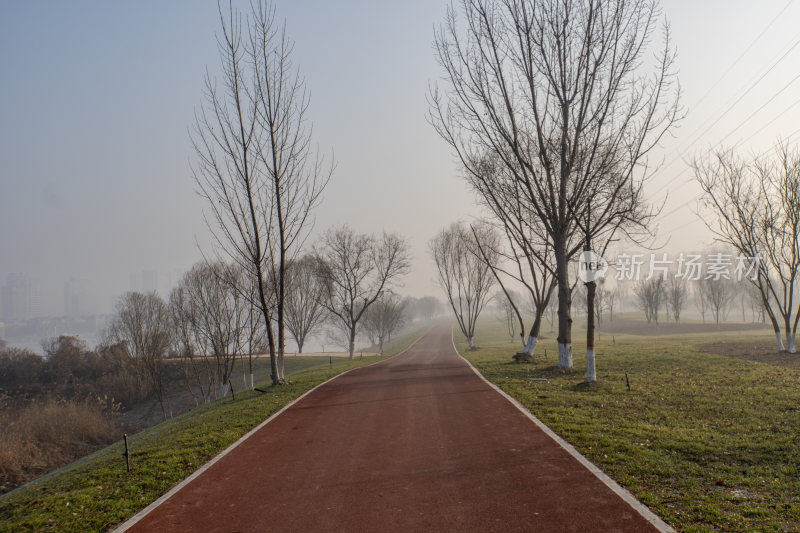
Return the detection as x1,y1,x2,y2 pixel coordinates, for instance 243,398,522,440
1,0,799,318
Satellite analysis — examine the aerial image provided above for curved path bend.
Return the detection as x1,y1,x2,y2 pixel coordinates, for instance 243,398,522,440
118,325,670,532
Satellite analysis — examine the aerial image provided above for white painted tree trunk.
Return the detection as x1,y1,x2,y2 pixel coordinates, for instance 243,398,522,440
523,336,538,356
250,372,254,389
776,331,786,351
467,336,474,350
586,346,596,383
787,334,796,354
348,339,355,360
558,343,572,369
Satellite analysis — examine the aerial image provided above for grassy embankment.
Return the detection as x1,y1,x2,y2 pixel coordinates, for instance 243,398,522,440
456,315,800,532
0,325,426,533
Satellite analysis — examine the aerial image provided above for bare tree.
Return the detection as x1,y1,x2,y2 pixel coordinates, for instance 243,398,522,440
404,296,443,323
192,1,330,385
468,209,556,358
607,287,618,322
744,281,766,323
108,292,171,420
496,290,518,343
430,222,496,350
634,278,666,325
694,281,708,323
362,292,407,354
284,255,327,353
430,0,681,369
182,262,247,399
594,279,612,325
697,276,735,327
616,279,630,315
226,263,267,389
315,226,410,359
666,276,688,323
168,283,206,405
695,144,800,351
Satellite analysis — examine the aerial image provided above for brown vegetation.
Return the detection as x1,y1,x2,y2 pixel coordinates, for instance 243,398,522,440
0,336,144,493
0,395,118,493
699,340,800,369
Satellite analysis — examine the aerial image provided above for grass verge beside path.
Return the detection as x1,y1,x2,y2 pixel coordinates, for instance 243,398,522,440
456,320,800,533
0,332,425,533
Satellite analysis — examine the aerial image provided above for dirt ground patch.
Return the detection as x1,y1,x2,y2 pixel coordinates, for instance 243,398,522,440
698,340,800,369
598,317,769,336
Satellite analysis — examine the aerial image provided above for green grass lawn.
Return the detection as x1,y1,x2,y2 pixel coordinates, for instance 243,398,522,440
457,317,800,532
0,326,426,533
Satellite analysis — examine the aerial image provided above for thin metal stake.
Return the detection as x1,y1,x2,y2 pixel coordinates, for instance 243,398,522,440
123,434,131,472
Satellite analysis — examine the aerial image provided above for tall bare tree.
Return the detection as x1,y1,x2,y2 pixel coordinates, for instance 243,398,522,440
284,255,327,353
192,1,330,385
315,226,410,359
108,292,171,420
431,222,496,350
695,144,800,351
430,0,681,369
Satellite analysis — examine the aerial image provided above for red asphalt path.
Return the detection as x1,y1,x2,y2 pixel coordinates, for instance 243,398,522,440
118,325,671,532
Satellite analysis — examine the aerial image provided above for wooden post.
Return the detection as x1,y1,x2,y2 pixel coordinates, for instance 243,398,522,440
123,434,131,472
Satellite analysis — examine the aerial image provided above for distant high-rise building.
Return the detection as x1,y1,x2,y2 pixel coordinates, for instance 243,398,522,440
142,270,158,293
64,277,90,318
129,270,159,294
129,271,141,293
1,273,40,321
162,268,185,296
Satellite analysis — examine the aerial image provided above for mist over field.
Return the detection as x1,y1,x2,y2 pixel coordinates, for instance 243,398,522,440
2,1,799,354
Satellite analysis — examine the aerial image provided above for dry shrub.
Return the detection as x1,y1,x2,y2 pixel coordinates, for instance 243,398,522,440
0,396,119,493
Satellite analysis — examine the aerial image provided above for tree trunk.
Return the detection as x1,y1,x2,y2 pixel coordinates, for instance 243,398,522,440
785,316,795,354
761,289,784,351
522,312,544,356
348,328,356,360
554,238,573,369
586,279,596,383
467,336,475,350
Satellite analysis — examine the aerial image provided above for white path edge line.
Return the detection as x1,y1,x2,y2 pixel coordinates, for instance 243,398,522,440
449,328,675,533
113,332,430,532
